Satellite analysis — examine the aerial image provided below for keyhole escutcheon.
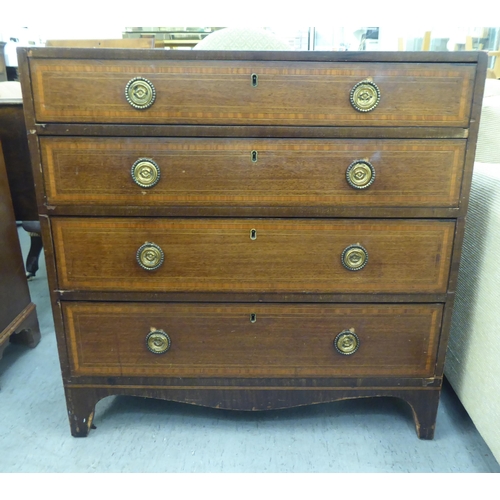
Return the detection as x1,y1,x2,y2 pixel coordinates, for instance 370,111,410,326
251,73,258,87
251,150,258,163
250,229,257,240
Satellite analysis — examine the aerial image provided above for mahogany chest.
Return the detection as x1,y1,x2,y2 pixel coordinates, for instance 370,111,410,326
18,48,486,438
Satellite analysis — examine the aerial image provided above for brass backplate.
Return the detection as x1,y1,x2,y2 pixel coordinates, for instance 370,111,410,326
137,242,164,271
341,244,368,271
146,329,171,354
334,330,360,355
350,80,381,112
346,160,375,189
125,77,156,110
131,158,161,188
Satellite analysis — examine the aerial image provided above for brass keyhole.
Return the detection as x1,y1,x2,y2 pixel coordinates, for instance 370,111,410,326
250,313,257,323
251,150,258,163
250,229,257,240
251,73,258,87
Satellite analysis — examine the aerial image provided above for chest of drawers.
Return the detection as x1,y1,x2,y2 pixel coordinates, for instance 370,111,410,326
19,48,486,438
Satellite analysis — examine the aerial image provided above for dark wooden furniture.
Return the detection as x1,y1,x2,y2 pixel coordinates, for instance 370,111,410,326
18,48,486,438
0,99,37,221
0,91,42,278
0,141,40,365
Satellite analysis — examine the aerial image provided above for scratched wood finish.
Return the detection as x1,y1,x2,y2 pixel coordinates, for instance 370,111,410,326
64,302,443,378
52,218,455,293
35,124,471,139
40,137,466,208
64,384,441,438
29,59,476,127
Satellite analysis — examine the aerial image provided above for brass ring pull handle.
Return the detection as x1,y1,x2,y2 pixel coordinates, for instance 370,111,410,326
341,244,368,271
125,77,156,110
350,80,380,112
334,330,360,355
137,242,164,271
146,329,171,354
131,159,161,188
346,160,376,189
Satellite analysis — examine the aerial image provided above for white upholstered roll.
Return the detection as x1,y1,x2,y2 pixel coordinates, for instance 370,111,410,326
445,162,500,462
476,79,500,164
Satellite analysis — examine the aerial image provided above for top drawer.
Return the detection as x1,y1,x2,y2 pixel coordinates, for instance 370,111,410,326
29,59,476,127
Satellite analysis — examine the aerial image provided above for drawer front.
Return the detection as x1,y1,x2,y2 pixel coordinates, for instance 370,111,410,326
41,137,466,208
30,59,475,126
64,302,443,378
52,218,455,293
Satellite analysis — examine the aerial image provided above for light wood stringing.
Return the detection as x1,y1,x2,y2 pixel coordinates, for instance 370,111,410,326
64,302,443,378
40,137,466,208
30,59,476,126
52,218,456,294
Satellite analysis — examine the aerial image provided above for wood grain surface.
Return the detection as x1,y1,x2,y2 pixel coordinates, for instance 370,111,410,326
63,302,443,378
17,47,487,438
0,142,40,359
52,217,455,293
29,59,475,126
0,105,38,220
40,137,466,208
0,144,33,325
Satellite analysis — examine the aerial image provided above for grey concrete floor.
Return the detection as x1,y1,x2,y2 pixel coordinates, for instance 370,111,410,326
0,228,499,473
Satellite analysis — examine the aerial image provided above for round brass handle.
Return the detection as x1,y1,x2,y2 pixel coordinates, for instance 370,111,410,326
131,159,161,188
346,160,375,189
350,80,380,112
334,330,360,355
125,77,156,110
146,329,171,354
341,244,368,271
137,242,164,271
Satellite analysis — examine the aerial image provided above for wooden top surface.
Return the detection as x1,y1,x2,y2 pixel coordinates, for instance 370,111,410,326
20,46,487,63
